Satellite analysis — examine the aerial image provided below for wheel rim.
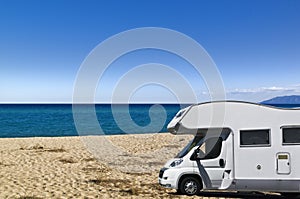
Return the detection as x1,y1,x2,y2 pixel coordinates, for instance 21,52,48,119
184,180,198,195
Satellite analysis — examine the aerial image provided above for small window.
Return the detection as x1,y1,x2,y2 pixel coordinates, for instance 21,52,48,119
240,129,270,146
283,128,300,144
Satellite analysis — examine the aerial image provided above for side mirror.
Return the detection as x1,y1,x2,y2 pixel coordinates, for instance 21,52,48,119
190,149,199,160
190,149,204,160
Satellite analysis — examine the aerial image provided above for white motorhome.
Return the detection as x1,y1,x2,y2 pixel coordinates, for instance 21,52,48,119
159,101,300,197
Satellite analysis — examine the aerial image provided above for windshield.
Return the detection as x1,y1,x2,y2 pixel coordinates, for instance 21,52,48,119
175,135,204,158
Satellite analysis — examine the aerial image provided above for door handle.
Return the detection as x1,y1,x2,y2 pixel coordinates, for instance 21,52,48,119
219,159,225,168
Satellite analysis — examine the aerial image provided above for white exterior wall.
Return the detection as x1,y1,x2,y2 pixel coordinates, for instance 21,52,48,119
179,101,300,181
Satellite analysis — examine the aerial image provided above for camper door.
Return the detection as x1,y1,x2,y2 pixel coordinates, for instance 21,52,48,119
192,130,232,189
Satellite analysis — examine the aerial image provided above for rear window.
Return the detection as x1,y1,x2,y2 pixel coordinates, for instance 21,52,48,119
282,128,300,145
240,129,270,146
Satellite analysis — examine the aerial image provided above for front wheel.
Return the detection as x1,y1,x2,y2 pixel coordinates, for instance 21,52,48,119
179,176,202,195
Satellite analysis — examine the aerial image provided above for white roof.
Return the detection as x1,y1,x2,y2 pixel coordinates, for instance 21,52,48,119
170,101,300,133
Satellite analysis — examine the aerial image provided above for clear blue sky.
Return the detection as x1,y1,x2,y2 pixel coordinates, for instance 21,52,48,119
1,0,300,103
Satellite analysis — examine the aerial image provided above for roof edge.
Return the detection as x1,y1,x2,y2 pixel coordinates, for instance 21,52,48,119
193,100,300,110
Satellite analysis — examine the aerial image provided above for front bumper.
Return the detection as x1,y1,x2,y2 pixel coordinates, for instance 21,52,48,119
159,178,175,188
158,167,177,189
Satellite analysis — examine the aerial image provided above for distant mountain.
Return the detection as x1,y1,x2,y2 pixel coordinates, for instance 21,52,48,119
261,95,300,104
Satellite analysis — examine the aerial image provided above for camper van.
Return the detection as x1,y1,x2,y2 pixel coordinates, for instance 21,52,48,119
159,101,300,197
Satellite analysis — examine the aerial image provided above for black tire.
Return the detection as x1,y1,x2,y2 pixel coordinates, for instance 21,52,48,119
179,176,202,196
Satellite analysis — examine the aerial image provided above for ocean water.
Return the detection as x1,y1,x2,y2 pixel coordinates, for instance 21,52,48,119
0,104,183,138
0,103,299,138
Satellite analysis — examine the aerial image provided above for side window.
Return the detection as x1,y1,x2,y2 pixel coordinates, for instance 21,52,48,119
240,129,270,147
283,128,300,145
197,137,223,159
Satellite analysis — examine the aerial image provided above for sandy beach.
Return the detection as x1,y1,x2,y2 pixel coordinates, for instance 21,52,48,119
0,133,241,199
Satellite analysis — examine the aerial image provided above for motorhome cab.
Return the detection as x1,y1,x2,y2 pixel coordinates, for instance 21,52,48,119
159,101,300,197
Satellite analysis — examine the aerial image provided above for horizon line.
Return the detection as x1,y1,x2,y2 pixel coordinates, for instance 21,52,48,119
0,102,194,105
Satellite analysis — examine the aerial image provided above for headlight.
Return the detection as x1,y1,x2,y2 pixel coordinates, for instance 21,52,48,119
170,159,183,167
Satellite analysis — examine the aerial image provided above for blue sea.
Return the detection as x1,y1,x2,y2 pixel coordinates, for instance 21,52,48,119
0,104,184,138
0,103,299,138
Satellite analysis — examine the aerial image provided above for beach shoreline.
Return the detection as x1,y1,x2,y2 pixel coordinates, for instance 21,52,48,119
0,133,201,198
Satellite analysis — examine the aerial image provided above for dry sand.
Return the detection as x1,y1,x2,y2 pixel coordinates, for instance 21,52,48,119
0,133,241,199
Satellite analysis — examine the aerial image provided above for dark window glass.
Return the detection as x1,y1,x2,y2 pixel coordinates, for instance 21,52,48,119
283,128,300,144
204,137,223,159
196,137,223,159
240,129,270,146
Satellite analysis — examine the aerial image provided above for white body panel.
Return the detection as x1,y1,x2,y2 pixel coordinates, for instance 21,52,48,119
160,101,300,193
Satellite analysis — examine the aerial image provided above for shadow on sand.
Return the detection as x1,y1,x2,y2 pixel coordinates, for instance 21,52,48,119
171,191,287,199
